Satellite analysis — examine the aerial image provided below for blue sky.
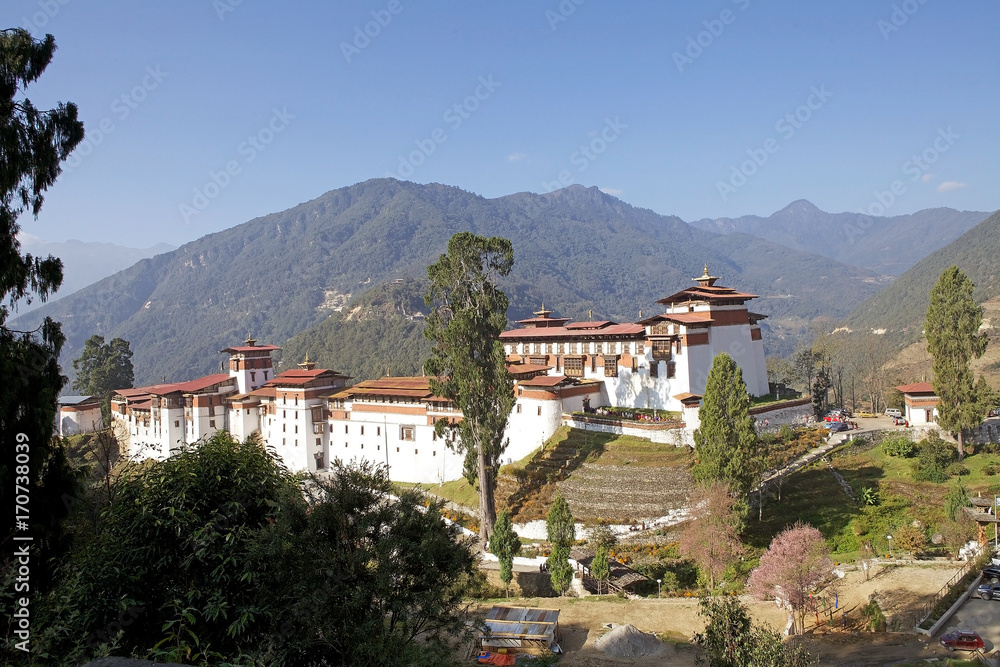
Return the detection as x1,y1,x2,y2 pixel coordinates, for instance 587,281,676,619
9,0,999,247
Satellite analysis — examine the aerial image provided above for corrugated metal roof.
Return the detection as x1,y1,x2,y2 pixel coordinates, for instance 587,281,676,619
481,606,559,643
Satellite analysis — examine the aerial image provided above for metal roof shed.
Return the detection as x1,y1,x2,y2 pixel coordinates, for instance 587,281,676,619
480,605,560,656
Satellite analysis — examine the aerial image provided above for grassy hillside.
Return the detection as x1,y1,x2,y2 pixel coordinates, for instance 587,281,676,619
844,209,1000,338
11,179,887,385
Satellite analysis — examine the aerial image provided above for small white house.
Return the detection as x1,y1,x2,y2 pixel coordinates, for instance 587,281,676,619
58,395,104,436
896,382,940,426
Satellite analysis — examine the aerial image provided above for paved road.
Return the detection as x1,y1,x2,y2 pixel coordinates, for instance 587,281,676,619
933,593,1000,657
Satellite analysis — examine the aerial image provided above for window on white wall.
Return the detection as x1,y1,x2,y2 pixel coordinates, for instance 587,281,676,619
537,406,542,416
400,426,415,441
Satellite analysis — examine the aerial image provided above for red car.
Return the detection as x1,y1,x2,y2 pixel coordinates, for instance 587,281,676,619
939,630,985,651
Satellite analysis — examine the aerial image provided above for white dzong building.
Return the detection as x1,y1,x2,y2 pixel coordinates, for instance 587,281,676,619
500,265,768,412
113,266,772,484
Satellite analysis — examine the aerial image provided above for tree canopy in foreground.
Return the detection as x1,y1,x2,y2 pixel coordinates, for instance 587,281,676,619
697,594,813,667
0,26,85,593
11,433,476,666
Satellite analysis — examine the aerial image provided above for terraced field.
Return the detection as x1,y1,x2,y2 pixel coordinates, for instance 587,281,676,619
495,426,696,523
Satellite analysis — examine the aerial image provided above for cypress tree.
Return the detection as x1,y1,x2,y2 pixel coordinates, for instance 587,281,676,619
925,266,989,459
692,353,759,496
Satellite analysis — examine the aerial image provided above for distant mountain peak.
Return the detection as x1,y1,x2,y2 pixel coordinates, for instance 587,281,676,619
775,199,822,216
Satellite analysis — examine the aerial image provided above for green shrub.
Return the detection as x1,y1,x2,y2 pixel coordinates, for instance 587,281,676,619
882,436,916,458
913,434,955,482
946,463,970,476
983,463,1000,476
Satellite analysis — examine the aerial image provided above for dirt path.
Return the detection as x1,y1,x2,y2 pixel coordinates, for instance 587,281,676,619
476,561,969,666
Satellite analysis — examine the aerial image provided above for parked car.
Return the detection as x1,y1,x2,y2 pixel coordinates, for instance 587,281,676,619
939,630,985,651
885,408,903,418
892,416,908,426
828,422,850,433
856,411,875,418
979,582,1000,600
982,565,1000,583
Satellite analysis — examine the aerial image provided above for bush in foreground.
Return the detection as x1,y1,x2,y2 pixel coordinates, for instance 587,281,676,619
14,432,476,666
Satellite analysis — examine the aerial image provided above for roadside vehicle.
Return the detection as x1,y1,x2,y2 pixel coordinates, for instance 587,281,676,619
828,422,850,433
892,416,908,426
982,565,1000,583
979,582,1000,600
939,630,985,651
885,408,903,418
856,411,875,418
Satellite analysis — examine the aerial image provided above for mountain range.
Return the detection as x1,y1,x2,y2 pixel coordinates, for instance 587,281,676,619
11,179,986,385
690,201,989,276
843,209,1000,338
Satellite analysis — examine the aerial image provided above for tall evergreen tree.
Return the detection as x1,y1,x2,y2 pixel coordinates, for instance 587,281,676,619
925,266,990,459
73,335,135,422
0,28,85,591
545,493,575,596
488,509,521,597
692,353,759,497
423,232,515,542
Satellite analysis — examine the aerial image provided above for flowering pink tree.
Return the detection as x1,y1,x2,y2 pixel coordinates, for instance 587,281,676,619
747,522,832,634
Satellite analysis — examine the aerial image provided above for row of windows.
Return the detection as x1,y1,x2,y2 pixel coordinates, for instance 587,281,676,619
515,404,545,416
341,442,437,456
507,340,641,356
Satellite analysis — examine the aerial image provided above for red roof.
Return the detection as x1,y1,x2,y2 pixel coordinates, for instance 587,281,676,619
565,321,613,330
329,376,449,401
896,381,936,395
500,323,645,339
219,344,282,354
673,392,703,403
265,368,350,387
114,387,150,399
657,284,758,306
147,373,233,395
507,363,553,375
518,375,573,388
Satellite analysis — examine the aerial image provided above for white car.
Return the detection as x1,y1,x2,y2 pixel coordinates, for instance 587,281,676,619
884,408,902,418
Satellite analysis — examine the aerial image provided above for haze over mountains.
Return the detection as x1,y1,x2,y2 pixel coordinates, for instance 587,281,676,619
844,209,1000,338
690,201,989,276
15,235,175,313
11,179,989,386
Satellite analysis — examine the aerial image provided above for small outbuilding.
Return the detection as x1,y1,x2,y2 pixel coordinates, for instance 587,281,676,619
479,605,561,657
57,395,103,436
896,382,939,426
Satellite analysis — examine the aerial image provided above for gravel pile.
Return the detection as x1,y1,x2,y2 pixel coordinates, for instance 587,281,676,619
594,623,662,658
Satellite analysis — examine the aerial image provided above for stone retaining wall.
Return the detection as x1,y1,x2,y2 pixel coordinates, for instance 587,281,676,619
562,414,692,446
